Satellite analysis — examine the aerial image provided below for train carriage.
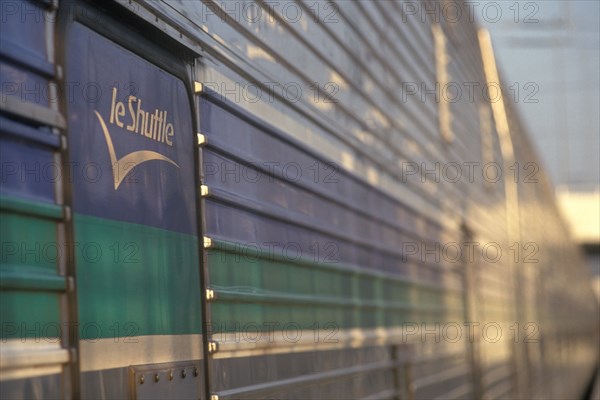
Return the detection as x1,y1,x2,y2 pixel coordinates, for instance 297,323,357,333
0,0,598,399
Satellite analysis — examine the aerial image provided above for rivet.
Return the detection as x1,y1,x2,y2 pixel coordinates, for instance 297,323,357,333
206,288,216,301
200,185,210,197
168,370,174,381
208,341,218,354
194,367,199,377
63,206,72,221
197,133,207,146
60,135,68,151
181,369,187,379
154,373,160,382
139,374,145,384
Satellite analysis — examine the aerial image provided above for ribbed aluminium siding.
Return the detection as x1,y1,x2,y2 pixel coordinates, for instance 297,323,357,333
0,1,74,397
119,1,597,398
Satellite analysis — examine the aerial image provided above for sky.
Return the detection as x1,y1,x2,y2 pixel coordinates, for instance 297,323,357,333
477,0,600,191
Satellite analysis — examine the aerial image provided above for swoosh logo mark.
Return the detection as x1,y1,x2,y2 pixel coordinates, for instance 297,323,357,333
94,111,179,190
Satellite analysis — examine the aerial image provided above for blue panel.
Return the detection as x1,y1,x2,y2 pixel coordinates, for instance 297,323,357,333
0,0,48,69
0,136,55,203
199,94,439,240
0,116,59,148
205,199,414,276
0,61,51,107
65,22,196,235
200,92,447,283
203,151,410,248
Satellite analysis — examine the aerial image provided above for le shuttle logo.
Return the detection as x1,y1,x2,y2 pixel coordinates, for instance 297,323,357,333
94,87,179,190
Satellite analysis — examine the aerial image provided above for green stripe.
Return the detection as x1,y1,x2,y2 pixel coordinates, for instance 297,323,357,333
0,291,61,339
215,287,458,312
74,214,202,339
211,238,460,293
208,243,465,330
0,201,62,340
0,212,58,272
0,265,66,291
0,194,63,220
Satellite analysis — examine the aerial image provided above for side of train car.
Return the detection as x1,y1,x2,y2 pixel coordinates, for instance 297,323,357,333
0,0,598,399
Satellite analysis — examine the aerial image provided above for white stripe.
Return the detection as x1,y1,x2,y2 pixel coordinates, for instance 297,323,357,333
212,327,465,360
0,340,68,381
1,365,63,381
79,334,203,372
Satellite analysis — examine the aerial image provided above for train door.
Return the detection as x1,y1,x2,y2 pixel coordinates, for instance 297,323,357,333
60,3,205,398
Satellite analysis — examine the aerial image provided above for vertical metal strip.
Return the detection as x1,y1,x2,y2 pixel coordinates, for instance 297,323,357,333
191,65,213,400
405,362,415,400
432,23,454,143
53,1,81,397
390,344,401,400
477,28,526,399
460,223,483,399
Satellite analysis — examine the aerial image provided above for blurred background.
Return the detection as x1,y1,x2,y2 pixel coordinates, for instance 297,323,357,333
478,0,600,298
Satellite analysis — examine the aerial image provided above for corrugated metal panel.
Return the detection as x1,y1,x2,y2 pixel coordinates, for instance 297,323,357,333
0,0,572,398
115,0,599,398
198,85,466,397
0,1,76,398
127,0,452,224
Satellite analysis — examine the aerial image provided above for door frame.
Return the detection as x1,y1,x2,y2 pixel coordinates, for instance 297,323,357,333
55,1,207,398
